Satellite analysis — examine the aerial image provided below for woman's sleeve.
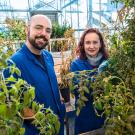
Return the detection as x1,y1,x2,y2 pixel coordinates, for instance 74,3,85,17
98,60,109,73
70,60,80,72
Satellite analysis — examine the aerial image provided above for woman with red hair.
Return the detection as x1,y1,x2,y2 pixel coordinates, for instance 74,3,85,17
70,28,109,135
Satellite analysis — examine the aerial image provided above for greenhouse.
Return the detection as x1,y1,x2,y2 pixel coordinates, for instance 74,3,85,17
0,0,135,135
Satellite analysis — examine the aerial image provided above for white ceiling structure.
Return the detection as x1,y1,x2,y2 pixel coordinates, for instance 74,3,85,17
0,0,123,38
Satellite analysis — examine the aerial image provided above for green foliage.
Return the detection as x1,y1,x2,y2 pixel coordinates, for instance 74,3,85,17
0,46,14,70
32,108,60,135
51,23,71,38
50,23,72,52
5,17,26,41
91,0,135,134
91,66,135,134
67,1,135,134
58,29,76,90
0,17,26,42
0,45,60,135
67,70,96,116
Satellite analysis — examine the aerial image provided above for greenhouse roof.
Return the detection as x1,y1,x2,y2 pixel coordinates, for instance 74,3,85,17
0,0,123,37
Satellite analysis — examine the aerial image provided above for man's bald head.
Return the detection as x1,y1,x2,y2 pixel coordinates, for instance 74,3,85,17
28,14,52,27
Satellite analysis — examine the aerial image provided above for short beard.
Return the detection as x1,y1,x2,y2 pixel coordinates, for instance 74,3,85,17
28,34,49,50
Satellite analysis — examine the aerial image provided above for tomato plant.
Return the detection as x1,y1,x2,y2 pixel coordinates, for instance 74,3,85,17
0,44,60,135
67,0,135,134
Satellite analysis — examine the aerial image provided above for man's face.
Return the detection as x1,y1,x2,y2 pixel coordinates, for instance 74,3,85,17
27,16,52,50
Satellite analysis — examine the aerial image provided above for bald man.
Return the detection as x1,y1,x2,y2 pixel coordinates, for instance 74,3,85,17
9,14,65,135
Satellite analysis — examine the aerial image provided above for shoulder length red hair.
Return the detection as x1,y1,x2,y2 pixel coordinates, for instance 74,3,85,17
76,28,109,60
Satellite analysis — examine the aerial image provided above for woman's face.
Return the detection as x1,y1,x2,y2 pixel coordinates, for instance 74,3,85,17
84,32,101,57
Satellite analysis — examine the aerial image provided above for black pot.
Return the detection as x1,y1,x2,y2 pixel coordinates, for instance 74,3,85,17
60,87,70,103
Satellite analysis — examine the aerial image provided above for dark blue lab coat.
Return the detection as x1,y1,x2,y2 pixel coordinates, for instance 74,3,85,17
10,44,65,135
70,58,105,135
